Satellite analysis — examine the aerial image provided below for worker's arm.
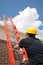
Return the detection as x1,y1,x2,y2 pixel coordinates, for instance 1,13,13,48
14,39,25,49
14,39,28,64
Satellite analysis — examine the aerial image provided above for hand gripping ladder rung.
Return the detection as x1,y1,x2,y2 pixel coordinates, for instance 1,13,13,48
3,15,16,65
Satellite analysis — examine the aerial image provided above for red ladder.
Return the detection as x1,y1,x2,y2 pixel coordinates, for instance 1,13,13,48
9,17,28,61
3,15,16,65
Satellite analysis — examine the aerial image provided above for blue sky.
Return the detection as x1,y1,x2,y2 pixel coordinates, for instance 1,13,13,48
0,0,43,22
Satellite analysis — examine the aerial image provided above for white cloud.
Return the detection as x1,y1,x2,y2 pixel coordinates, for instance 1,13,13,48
0,20,4,25
36,29,43,39
12,7,41,30
32,20,42,28
38,29,43,37
12,7,43,38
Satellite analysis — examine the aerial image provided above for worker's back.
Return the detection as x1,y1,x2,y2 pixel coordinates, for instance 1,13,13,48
19,37,43,65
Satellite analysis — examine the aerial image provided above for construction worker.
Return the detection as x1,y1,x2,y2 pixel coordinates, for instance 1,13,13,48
14,27,43,65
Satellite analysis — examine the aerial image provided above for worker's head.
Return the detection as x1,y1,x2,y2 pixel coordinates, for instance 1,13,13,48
25,27,37,38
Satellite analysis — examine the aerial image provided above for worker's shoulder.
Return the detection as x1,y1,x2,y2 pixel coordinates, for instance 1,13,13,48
35,38,43,45
35,38,42,42
21,37,32,42
20,37,27,41
20,37,28,42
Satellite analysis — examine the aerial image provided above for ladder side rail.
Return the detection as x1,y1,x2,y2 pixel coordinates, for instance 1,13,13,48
10,17,28,59
3,15,16,65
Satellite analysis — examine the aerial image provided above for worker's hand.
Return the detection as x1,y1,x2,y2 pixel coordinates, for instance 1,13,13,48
13,44,20,50
22,58,28,65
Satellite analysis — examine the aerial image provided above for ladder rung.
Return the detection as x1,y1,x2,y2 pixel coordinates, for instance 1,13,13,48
6,21,11,25
7,24,12,28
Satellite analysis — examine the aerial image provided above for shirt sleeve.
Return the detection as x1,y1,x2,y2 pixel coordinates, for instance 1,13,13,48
19,39,26,48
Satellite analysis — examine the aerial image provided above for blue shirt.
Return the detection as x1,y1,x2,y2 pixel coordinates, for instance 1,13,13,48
19,37,43,65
